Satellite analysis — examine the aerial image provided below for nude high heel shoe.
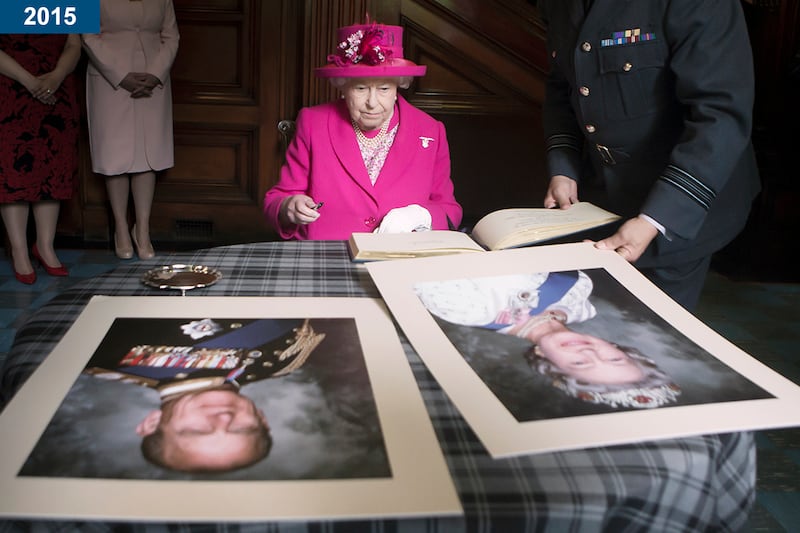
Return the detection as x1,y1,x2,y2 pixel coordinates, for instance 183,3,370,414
131,224,155,260
114,233,134,260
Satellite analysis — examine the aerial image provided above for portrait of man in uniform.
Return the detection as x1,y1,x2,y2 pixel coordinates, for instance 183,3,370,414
19,316,391,480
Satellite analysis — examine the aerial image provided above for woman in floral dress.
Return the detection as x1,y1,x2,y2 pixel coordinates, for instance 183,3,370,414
0,34,81,284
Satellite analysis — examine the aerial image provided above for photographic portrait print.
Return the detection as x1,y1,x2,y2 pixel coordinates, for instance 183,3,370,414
20,317,390,481
0,296,460,522
418,268,772,421
366,243,800,457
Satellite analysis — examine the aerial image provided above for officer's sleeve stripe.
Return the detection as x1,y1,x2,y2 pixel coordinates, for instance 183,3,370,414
546,133,582,153
660,164,715,211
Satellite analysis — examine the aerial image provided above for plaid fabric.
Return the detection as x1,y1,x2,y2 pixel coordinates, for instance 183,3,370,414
0,241,755,532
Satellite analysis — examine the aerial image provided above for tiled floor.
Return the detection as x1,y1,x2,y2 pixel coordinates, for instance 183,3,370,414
695,272,800,532
0,247,798,531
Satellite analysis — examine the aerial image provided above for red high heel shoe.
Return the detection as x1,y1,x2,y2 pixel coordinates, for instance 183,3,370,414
14,268,36,285
31,244,69,277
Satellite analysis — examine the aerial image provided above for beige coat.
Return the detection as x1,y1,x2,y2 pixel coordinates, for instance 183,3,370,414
82,0,179,175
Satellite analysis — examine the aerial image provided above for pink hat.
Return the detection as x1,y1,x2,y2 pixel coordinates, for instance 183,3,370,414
315,23,427,79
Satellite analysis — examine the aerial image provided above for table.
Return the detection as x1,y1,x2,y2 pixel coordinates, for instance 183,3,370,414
0,241,755,532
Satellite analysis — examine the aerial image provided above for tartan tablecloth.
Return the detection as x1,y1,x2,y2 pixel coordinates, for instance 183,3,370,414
0,241,755,532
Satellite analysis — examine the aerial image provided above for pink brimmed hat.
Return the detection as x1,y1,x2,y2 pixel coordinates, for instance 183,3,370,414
315,22,427,78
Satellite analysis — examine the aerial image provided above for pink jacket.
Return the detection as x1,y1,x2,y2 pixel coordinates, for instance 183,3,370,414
263,96,462,240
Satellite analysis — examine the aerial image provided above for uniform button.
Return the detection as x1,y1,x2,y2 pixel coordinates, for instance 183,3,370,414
623,62,632,72
579,86,590,96
581,42,592,52
585,124,596,133
551,50,557,58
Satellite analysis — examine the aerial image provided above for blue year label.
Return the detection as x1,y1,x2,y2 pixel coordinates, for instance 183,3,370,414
0,1,100,34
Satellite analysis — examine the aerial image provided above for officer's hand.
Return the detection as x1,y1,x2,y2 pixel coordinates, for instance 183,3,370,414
593,217,658,263
544,175,578,209
279,195,321,226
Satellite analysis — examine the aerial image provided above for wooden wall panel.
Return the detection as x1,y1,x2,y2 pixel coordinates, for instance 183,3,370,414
396,0,549,225
303,0,376,105
172,24,243,93
160,126,257,203
171,0,258,104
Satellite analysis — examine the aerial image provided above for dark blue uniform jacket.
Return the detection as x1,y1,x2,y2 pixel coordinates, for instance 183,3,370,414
540,0,761,267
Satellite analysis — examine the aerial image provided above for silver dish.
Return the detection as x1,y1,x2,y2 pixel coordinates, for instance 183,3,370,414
141,264,222,295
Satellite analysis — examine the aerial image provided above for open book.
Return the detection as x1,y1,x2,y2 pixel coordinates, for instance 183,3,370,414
348,202,621,261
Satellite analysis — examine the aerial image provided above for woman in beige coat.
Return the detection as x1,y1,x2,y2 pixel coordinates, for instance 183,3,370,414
83,0,179,259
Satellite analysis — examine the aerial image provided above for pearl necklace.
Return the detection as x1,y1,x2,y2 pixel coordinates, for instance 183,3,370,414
352,117,390,150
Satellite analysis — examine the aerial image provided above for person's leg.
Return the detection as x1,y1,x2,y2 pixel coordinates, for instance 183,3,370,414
105,174,133,258
130,170,155,259
639,255,713,312
0,203,33,275
31,200,63,268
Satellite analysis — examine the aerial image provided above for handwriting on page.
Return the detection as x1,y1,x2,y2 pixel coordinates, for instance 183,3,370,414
502,210,596,231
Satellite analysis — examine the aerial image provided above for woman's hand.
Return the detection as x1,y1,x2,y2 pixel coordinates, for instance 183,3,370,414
119,73,143,94
13,69,56,105
31,71,64,105
120,72,161,98
134,73,161,97
26,77,56,105
0,48,54,104
25,34,79,106
279,195,321,227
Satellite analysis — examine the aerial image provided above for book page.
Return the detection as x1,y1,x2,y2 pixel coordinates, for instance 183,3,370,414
471,203,620,250
349,231,485,261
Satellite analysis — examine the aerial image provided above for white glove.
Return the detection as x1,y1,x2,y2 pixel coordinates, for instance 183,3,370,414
375,204,432,233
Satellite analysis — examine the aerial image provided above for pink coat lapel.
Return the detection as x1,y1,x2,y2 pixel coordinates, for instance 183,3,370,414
328,102,376,199
374,98,417,192
327,97,424,200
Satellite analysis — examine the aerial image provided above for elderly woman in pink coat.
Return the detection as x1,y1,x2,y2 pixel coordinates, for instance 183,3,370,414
264,22,462,240
82,0,179,259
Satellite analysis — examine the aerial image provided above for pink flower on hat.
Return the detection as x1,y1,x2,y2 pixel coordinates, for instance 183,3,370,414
329,25,393,67
315,21,426,78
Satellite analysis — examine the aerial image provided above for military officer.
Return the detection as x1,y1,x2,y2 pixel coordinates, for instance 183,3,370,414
539,0,761,310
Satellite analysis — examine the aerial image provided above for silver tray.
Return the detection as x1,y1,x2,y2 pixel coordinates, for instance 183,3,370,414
141,264,222,295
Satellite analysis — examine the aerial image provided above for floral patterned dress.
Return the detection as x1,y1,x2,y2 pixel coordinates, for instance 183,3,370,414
0,34,79,203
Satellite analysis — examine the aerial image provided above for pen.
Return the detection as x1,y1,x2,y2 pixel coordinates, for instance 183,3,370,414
312,202,324,210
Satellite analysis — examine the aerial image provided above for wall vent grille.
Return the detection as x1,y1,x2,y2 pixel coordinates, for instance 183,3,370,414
175,219,213,240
